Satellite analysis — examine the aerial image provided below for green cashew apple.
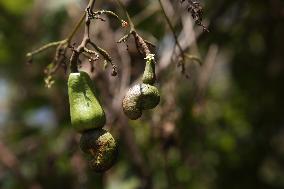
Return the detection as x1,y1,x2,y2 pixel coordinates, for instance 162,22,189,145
68,71,106,132
142,54,156,85
80,129,118,172
122,84,160,120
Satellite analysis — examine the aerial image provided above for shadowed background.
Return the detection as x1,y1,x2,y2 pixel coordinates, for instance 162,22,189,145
0,0,284,188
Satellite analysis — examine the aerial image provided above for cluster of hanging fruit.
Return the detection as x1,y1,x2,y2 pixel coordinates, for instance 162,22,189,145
67,53,160,172
68,71,117,172
123,54,160,120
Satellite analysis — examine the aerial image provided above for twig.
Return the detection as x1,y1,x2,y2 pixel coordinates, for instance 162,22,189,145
66,13,86,44
26,40,65,58
69,0,94,73
89,41,117,76
116,0,153,57
26,0,123,77
159,0,202,75
68,0,118,76
27,10,87,60
159,0,183,58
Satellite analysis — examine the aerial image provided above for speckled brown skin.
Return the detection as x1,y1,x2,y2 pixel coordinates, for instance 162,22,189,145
80,129,118,172
122,84,160,120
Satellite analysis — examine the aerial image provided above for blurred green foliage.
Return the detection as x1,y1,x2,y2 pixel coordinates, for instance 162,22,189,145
0,0,284,189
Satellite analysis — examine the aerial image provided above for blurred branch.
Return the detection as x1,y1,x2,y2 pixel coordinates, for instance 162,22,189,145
157,14,202,75
196,44,219,96
158,0,183,59
66,13,86,44
159,0,202,75
132,1,160,25
193,44,219,116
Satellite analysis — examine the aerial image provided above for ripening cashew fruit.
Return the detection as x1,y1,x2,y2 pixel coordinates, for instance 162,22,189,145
122,84,160,120
80,129,118,172
142,55,156,85
68,71,106,132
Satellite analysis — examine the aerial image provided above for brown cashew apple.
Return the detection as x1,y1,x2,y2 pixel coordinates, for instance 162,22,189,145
122,83,160,120
80,129,118,172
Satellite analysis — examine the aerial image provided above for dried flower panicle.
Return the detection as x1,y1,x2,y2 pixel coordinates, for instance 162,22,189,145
180,0,208,32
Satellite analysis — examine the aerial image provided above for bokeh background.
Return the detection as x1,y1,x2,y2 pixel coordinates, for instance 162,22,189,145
0,0,284,188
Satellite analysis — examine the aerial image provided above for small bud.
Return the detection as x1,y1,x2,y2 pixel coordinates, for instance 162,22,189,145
121,20,128,28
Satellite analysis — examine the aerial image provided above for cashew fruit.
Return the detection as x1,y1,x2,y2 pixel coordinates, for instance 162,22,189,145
80,129,118,172
122,84,160,120
68,71,106,132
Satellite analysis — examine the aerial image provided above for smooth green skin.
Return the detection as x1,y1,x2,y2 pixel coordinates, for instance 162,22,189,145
142,58,156,85
122,84,160,120
68,72,106,132
80,129,118,172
